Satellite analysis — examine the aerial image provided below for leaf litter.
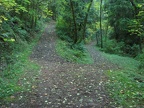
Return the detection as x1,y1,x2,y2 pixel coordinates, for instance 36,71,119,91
2,21,118,108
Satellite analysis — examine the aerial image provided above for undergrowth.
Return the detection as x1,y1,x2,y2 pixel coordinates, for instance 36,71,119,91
0,45,40,102
0,22,46,104
101,39,140,57
56,39,93,64
102,53,144,107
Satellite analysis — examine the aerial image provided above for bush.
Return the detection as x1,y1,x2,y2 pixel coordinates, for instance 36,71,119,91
123,44,140,57
56,18,73,42
56,39,93,64
84,28,95,44
0,21,44,102
0,41,40,101
56,32,73,42
102,39,140,57
102,39,124,55
136,53,144,69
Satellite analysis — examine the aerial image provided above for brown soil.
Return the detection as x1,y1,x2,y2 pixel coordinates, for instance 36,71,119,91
2,21,118,108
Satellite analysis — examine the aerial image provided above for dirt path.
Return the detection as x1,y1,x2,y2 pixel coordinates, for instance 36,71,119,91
6,21,117,108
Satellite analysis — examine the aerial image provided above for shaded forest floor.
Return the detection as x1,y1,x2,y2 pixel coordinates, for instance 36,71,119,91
2,21,119,108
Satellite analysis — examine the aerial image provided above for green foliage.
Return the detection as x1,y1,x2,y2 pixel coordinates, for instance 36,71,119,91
0,0,50,101
136,53,144,70
56,0,96,43
102,39,124,55
0,0,51,44
104,0,143,56
0,42,40,101
0,81,22,100
56,39,93,64
101,38,140,57
0,22,45,102
103,53,144,107
123,44,140,57
56,17,73,42
128,19,143,37
84,28,95,44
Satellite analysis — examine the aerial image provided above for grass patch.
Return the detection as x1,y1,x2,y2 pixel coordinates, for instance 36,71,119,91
102,53,144,107
0,43,40,103
0,22,46,104
56,39,93,64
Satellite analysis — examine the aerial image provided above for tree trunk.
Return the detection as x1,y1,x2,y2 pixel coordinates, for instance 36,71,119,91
96,32,99,46
105,22,109,43
100,0,103,48
139,36,143,53
129,0,139,16
82,0,93,41
70,0,78,44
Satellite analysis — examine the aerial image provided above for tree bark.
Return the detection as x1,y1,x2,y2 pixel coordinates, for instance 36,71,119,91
70,0,78,44
129,0,139,16
139,36,143,53
82,0,93,41
100,0,103,48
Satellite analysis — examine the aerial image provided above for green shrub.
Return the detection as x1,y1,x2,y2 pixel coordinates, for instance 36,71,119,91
56,19,73,42
0,40,40,101
56,17,70,37
0,21,45,102
84,28,95,44
56,39,93,64
136,53,144,70
102,39,124,55
102,38,141,57
123,44,140,57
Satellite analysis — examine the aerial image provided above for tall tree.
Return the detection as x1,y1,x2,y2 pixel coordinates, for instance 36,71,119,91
82,0,93,41
100,0,103,48
105,0,143,56
0,0,51,64
56,0,95,44
69,0,78,43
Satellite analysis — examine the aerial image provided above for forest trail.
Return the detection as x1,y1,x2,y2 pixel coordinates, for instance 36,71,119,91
7,21,117,108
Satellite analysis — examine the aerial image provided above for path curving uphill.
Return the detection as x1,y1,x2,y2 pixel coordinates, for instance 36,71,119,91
6,21,117,108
